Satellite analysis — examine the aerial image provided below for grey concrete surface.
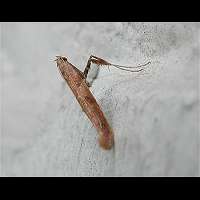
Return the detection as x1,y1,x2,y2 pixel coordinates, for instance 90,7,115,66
0,22,199,176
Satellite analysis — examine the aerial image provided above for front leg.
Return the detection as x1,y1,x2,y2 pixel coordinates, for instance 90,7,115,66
83,55,93,79
83,55,111,79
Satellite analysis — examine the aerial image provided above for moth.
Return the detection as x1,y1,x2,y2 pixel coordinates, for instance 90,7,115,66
55,55,150,150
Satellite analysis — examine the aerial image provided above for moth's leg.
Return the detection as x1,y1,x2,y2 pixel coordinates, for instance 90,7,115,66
83,56,94,87
90,55,111,66
83,55,93,79
84,55,106,87
84,55,111,79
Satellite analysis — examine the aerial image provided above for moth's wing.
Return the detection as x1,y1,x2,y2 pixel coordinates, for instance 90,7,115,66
71,64,86,79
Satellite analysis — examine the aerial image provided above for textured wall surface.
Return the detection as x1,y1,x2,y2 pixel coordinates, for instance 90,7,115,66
1,22,199,176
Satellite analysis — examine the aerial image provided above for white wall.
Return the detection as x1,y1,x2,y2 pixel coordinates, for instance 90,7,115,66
1,22,199,176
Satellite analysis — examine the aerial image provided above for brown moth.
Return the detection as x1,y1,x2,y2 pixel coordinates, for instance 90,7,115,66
55,55,150,150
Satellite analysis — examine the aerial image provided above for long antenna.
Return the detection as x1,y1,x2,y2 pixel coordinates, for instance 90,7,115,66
89,55,151,73
111,61,151,69
107,61,151,72
110,65,144,72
